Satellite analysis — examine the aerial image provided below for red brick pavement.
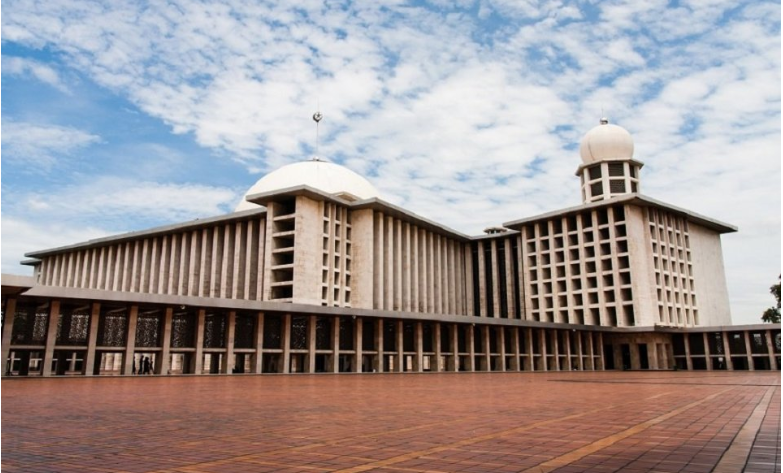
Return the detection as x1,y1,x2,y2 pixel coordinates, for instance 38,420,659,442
1,371,779,473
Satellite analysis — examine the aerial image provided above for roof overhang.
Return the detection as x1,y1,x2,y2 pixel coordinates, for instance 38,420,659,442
246,185,355,206
1,273,36,296
13,284,623,332
12,284,776,333
503,193,737,234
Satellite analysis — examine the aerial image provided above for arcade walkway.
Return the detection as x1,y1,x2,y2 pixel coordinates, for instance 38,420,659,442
2,371,780,472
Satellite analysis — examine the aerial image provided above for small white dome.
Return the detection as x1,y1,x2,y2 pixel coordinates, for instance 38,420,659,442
235,160,380,211
579,118,634,164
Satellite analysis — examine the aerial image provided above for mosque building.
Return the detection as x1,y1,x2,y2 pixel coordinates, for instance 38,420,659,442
1,119,779,376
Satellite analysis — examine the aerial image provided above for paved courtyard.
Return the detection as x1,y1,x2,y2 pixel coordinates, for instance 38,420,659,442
2,371,780,473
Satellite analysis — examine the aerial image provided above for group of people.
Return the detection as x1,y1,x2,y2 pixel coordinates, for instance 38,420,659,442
132,356,153,375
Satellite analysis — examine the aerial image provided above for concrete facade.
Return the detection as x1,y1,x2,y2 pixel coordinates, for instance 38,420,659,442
2,120,778,377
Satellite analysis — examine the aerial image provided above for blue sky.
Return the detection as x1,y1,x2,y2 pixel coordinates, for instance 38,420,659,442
2,0,780,325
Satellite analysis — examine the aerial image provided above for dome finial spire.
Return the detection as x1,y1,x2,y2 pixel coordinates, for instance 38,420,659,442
600,117,609,125
312,106,323,162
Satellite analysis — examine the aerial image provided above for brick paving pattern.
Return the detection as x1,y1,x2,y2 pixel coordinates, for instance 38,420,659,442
2,371,780,473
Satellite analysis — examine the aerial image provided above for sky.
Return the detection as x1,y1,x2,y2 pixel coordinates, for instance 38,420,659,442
1,0,780,326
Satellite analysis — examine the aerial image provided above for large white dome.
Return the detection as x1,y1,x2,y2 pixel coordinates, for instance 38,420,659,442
579,119,634,164
235,160,380,211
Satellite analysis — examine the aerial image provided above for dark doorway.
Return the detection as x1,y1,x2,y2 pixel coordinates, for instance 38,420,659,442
753,357,770,370
234,354,246,373
17,351,31,376
620,344,631,370
207,353,221,374
315,354,328,373
603,344,615,370
638,344,649,369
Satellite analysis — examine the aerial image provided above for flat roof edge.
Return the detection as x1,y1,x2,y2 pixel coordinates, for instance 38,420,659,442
653,323,781,332
1,273,36,288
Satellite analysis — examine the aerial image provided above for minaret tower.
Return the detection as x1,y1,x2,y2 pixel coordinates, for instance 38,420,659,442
576,118,643,203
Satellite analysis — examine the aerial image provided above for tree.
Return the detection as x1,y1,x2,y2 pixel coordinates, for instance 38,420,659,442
761,275,781,323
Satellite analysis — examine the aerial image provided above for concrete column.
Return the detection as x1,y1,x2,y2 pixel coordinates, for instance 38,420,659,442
765,330,778,371
386,217,396,312
464,246,475,317
375,216,385,311
650,342,660,370
1,298,17,376
394,220,403,311
743,331,754,371
498,327,507,372
563,331,571,371
597,332,605,370
354,318,363,373
222,311,236,374
576,332,584,371
587,332,595,370
375,319,383,373
399,222,416,312
415,322,423,372
682,334,693,370
121,305,139,375
84,303,101,375
332,317,340,373
466,322,480,372
477,242,487,317
411,229,420,312
721,331,734,370
308,315,317,373
504,240,517,320
42,300,61,377
253,312,265,374
538,329,547,371
490,240,501,317
630,343,641,370
510,328,520,371
158,308,173,375
658,343,672,370
482,326,491,371
450,324,459,372
434,323,442,372
525,328,534,371
612,344,623,371
281,313,291,374
396,320,404,372
703,333,712,371
552,330,561,371
194,309,206,374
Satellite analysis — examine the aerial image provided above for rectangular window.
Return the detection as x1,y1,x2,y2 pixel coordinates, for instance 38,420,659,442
590,182,603,198
609,180,626,193
608,163,625,176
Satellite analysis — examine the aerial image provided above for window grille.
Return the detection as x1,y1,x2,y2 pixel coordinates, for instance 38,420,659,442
608,163,625,176
609,180,626,193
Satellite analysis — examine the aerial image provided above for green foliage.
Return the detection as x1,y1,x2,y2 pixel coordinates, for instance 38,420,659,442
761,275,781,323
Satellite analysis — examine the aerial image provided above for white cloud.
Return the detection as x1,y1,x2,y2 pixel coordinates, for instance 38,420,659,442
1,217,109,274
2,121,100,170
5,177,242,225
2,56,69,92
